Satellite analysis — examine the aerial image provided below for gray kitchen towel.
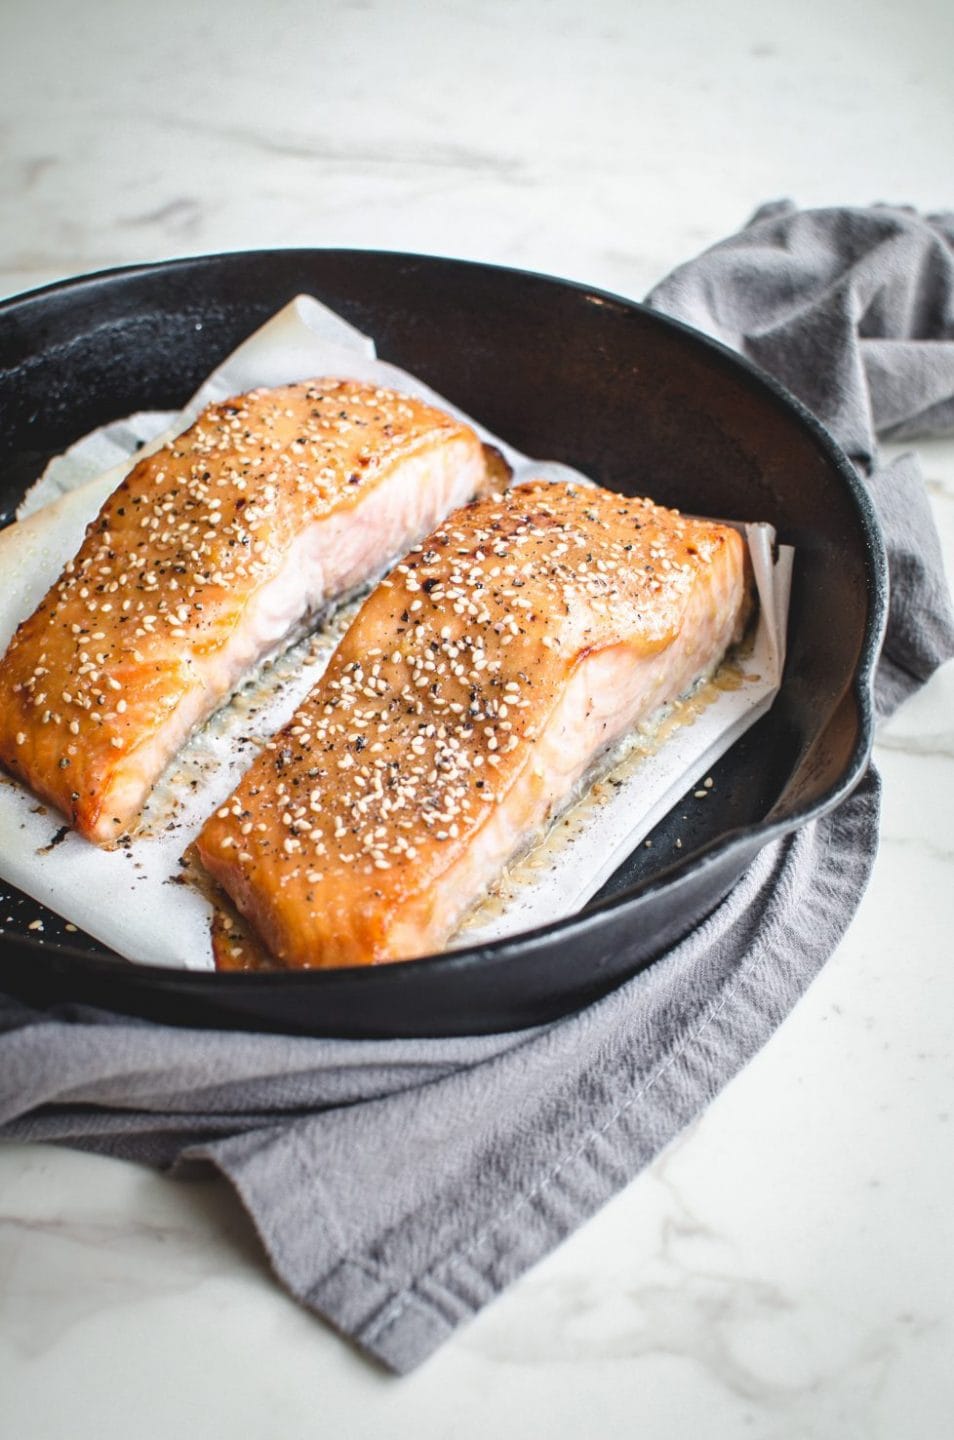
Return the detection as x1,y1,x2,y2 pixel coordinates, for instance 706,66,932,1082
646,199,954,713
2,203,953,1374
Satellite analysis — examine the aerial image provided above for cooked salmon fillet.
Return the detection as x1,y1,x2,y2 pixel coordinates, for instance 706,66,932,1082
0,379,495,843
196,480,753,969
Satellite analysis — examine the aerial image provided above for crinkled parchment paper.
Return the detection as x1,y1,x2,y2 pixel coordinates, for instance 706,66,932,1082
0,297,792,969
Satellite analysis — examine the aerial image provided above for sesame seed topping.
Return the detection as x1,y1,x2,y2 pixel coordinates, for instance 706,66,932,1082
1,378,468,829
200,479,730,939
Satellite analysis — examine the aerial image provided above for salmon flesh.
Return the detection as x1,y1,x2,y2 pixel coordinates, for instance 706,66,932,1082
196,480,753,969
0,380,494,843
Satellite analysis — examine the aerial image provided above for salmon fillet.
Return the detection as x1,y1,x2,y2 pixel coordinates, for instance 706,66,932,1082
0,379,495,843
196,480,753,969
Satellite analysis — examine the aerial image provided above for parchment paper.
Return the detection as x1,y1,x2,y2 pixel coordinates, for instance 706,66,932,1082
0,297,791,969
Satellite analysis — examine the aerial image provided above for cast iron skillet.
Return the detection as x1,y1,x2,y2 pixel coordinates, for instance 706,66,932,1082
0,251,886,1036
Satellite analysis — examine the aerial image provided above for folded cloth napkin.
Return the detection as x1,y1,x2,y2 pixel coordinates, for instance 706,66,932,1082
2,202,953,1374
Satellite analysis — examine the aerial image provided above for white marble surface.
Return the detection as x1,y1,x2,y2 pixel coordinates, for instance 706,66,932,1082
1,1,953,1435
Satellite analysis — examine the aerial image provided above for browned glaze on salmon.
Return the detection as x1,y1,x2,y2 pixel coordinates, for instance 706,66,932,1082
0,380,497,843
211,900,272,972
196,480,753,970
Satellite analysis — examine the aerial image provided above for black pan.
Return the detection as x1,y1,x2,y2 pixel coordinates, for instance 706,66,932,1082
0,251,887,1036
